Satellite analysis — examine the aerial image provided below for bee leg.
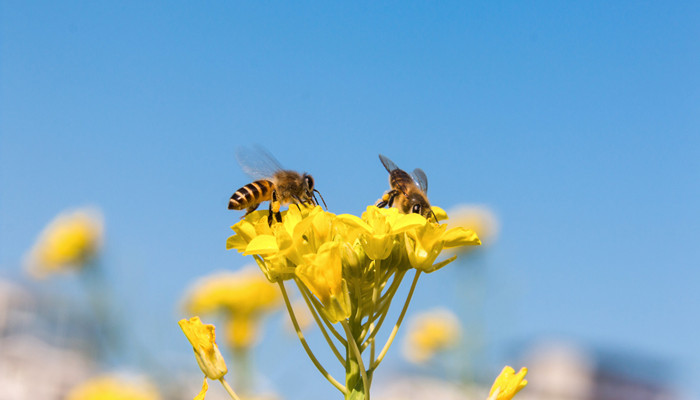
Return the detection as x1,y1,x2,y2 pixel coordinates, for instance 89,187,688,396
291,195,304,210
376,190,399,208
241,203,260,219
268,190,283,226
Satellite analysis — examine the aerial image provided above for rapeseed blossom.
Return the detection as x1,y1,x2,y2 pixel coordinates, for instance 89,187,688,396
226,205,480,399
179,316,228,380
25,208,103,277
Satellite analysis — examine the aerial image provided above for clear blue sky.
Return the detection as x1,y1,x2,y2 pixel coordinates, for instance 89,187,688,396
1,1,699,398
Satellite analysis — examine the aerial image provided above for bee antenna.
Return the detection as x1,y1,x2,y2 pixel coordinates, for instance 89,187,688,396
314,189,328,210
429,208,438,222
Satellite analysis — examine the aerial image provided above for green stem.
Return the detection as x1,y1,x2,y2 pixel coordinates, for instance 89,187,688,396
297,281,348,347
278,281,348,395
342,321,370,400
360,271,405,351
219,377,242,400
295,278,347,367
370,270,421,372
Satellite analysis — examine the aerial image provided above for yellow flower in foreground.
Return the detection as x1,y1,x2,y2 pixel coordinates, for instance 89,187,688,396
402,308,461,364
179,316,228,380
405,219,480,272
295,241,351,323
25,208,103,277
487,366,528,400
66,374,160,400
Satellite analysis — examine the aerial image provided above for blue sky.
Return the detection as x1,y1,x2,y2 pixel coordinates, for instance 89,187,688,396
1,1,699,398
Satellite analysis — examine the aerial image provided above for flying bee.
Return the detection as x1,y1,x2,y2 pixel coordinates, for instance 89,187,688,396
228,147,326,225
375,154,437,221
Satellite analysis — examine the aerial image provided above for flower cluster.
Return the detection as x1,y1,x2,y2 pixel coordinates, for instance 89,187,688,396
225,204,480,399
226,205,479,324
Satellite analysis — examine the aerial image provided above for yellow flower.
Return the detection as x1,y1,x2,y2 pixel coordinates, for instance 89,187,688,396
228,206,324,282
405,218,480,272
225,315,261,350
183,268,281,316
338,206,425,260
487,366,528,400
25,208,103,277
66,374,161,400
295,241,351,323
402,308,461,364
179,316,228,380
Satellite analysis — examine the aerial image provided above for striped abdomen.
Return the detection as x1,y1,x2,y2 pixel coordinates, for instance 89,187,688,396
389,169,414,194
228,180,274,210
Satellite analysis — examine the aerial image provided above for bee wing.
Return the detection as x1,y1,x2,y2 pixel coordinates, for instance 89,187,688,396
235,146,284,180
378,154,400,173
411,168,429,193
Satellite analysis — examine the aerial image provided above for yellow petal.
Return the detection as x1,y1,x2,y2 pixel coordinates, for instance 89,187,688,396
336,213,372,233
390,213,428,233
225,234,248,252
488,366,528,400
442,227,481,248
194,378,208,400
243,235,279,255
431,206,448,221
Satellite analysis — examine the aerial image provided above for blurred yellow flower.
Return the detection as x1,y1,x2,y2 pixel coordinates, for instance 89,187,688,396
66,374,160,400
487,366,528,400
402,308,461,364
25,208,103,277
182,268,282,350
447,205,499,248
183,268,281,316
179,316,228,380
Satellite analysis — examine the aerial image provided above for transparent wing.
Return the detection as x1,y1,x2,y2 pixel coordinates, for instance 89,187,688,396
412,168,429,193
378,154,399,173
235,145,284,180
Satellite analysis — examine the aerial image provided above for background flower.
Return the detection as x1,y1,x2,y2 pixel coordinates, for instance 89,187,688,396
24,208,104,278
402,308,462,364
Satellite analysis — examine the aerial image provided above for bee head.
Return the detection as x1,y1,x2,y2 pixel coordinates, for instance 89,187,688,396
407,193,434,220
302,173,314,191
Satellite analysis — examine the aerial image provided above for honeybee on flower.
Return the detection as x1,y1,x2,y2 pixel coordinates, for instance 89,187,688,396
228,147,326,225
375,154,437,221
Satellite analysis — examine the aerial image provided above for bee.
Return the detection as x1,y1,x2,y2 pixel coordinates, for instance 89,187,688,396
228,147,326,224
375,154,437,221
